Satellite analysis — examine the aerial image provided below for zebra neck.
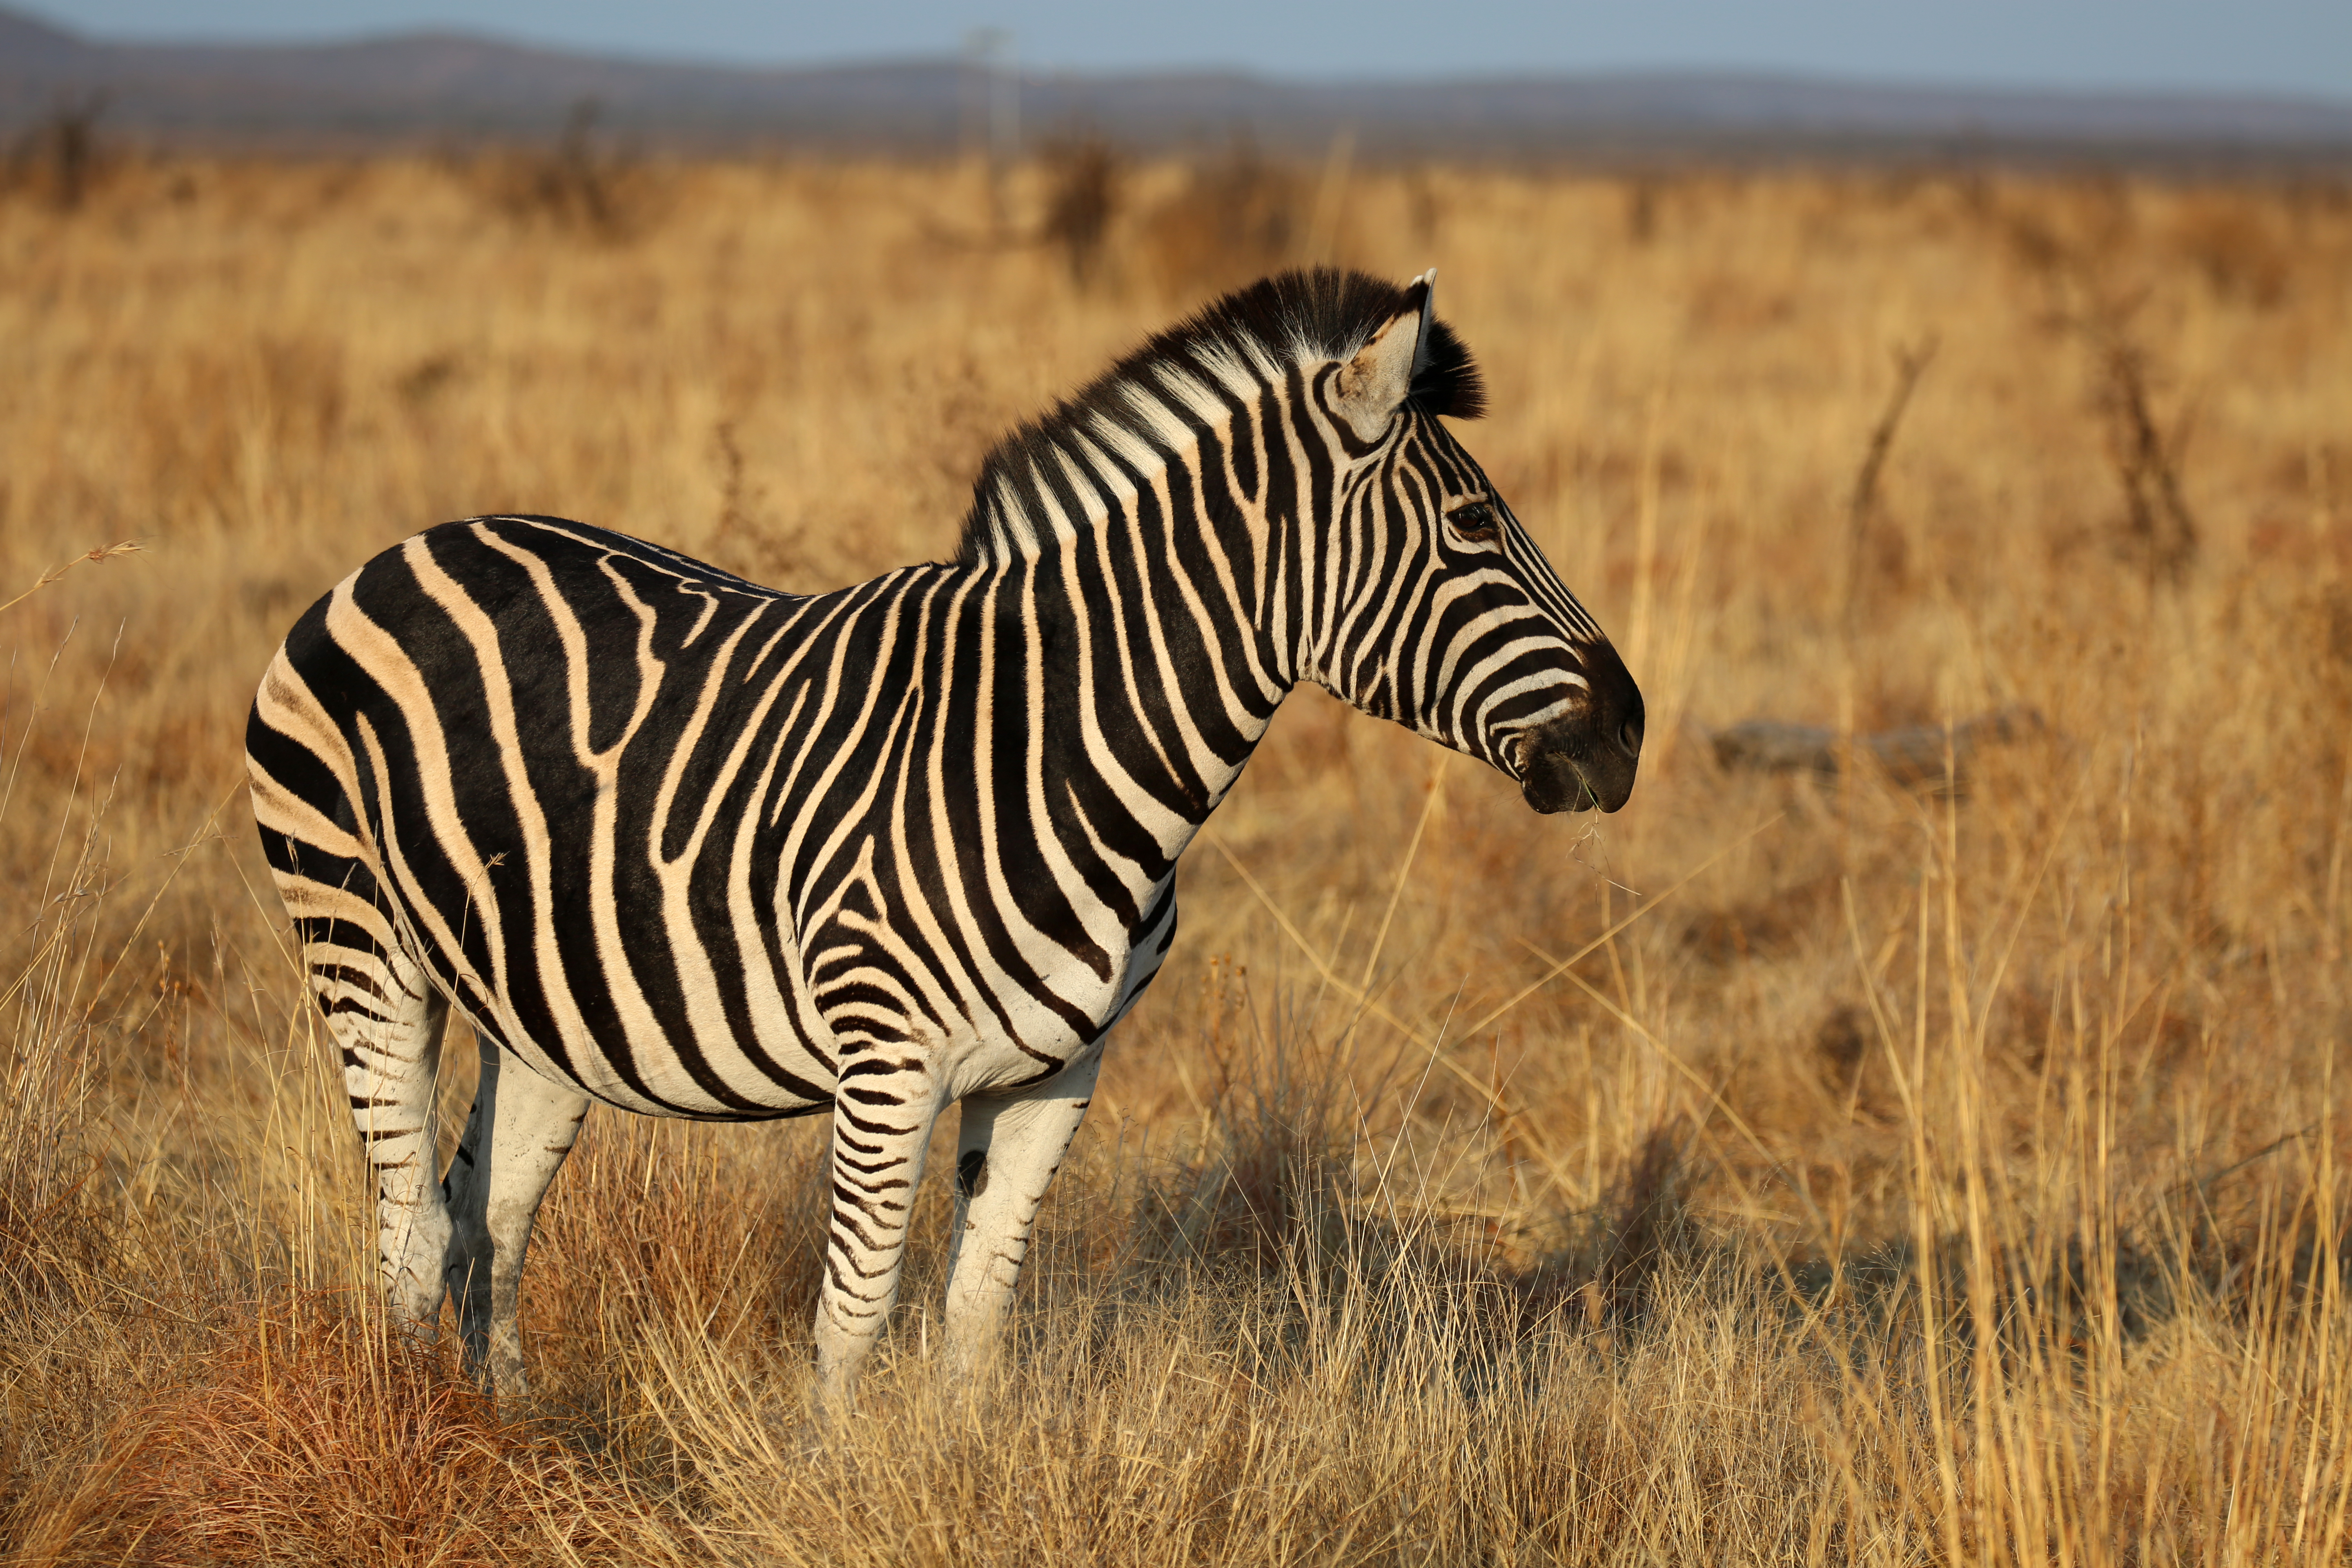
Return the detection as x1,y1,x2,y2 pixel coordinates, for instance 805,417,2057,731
977,486,1292,844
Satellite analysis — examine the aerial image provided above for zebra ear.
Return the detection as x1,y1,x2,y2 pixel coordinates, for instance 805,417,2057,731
1330,274,1432,442
1409,269,1437,382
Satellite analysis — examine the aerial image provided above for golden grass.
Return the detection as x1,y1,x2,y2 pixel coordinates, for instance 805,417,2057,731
4,149,2352,1563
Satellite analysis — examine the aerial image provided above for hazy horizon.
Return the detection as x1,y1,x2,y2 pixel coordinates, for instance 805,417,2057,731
22,0,2352,103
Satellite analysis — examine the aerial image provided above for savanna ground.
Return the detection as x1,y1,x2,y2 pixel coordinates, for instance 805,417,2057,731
2,137,2351,1564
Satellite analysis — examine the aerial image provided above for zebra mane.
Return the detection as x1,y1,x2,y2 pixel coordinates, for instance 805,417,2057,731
955,268,1485,565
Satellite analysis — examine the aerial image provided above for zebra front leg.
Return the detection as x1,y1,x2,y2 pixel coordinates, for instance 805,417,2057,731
813,1050,943,1407
941,1052,1101,1381
441,1038,590,1398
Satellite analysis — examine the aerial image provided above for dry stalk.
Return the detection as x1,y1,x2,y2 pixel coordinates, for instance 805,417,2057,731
2090,319,2202,586
0,543,145,619
1843,336,1937,630
1040,136,1119,289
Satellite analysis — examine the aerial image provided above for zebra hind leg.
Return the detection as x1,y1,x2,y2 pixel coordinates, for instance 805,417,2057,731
308,932,456,1339
441,1036,591,1399
812,1047,944,1408
940,1052,1101,1383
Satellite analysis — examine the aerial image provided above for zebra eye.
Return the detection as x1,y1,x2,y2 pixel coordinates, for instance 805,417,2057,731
1448,501,1501,544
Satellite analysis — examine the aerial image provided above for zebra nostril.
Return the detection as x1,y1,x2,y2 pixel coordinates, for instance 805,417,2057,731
1617,717,1644,757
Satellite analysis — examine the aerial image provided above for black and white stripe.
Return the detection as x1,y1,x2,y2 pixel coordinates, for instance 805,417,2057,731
246,268,1643,1398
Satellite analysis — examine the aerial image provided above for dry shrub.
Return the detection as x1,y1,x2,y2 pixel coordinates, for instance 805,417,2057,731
477,99,657,241
0,959,109,1327
4,94,109,213
1136,993,1360,1276
0,650,126,1334
2093,324,2202,584
522,1111,833,1440
1039,135,1119,288
0,1127,110,1340
1138,143,1309,301
2168,188,2292,307
11,1295,664,1567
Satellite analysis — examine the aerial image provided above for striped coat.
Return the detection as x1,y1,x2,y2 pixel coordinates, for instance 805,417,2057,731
247,268,1643,1399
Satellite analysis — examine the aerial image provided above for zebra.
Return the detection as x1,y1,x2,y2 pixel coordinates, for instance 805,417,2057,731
245,267,1643,1403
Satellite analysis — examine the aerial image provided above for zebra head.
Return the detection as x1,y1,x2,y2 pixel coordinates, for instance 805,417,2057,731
1302,271,1644,814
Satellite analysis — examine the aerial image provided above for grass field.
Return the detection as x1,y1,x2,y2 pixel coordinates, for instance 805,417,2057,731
3,146,2352,1564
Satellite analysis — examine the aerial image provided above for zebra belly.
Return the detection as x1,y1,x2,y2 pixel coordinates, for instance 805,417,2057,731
422,898,839,1122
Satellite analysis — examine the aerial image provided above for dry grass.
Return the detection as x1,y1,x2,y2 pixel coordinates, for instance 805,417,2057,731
3,149,2352,1563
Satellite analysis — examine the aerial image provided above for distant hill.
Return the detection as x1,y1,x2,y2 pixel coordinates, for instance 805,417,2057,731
4,6,2350,164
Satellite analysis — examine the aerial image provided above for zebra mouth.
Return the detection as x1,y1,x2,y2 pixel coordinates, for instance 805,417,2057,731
1517,720,1640,815
1522,749,1617,814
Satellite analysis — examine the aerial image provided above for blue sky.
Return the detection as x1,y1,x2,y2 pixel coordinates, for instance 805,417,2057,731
31,1,2352,100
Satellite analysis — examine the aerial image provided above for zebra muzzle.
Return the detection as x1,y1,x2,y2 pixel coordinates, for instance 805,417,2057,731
1517,708,1642,815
